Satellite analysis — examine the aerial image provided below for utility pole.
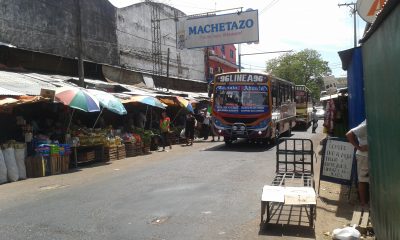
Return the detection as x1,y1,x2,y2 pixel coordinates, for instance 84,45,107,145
166,48,170,78
75,0,84,87
238,44,241,72
338,2,357,48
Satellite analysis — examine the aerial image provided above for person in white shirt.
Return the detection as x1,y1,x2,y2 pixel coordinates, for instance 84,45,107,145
346,119,369,208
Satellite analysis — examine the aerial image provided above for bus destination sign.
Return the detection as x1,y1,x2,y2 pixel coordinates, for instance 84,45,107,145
216,74,267,83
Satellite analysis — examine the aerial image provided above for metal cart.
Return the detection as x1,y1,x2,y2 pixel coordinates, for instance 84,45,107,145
261,138,316,227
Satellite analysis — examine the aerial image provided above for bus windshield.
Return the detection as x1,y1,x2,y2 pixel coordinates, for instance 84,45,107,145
214,85,269,114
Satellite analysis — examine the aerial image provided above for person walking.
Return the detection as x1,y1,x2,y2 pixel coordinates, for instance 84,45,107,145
312,107,318,133
159,111,172,151
346,119,369,208
185,113,196,146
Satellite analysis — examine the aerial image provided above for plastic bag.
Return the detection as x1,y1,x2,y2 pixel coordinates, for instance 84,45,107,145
3,147,19,182
0,149,7,184
180,129,186,138
15,148,27,180
332,225,360,240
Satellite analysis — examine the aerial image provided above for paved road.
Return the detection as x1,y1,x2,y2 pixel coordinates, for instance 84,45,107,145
0,123,323,240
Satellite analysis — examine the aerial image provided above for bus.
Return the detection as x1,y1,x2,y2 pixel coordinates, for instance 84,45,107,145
295,85,313,129
210,72,296,145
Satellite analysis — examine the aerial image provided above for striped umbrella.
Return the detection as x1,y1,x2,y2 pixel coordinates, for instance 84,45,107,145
86,89,127,115
55,87,100,112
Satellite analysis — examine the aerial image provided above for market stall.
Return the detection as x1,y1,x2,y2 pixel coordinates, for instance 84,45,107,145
119,94,165,153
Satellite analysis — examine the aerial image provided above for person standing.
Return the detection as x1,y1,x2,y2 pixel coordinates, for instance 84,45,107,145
159,111,172,151
185,113,196,146
202,111,211,140
346,119,369,208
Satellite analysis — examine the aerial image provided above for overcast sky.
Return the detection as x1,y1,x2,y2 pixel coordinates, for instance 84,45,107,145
108,0,367,77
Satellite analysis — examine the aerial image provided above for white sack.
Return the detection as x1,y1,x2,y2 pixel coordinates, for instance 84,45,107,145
3,147,19,182
0,149,7,184
15,148,27,180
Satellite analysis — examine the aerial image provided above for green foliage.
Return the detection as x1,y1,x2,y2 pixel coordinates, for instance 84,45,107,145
266,49,331,100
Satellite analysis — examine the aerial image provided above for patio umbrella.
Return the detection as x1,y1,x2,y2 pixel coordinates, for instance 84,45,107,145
55,87,100,113
122,95,165,109
176,96,194,113
55,87,100,131
86,89,127,115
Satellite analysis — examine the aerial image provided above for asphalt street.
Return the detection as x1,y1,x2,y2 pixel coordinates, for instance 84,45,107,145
0,123,323,240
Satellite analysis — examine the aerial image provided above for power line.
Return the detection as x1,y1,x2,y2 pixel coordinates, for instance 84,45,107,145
260,0,280,15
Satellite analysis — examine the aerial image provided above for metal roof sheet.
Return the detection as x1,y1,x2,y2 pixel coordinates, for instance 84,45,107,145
0,86,24,96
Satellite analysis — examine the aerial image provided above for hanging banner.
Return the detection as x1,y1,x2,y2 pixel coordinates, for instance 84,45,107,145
177,10,259,49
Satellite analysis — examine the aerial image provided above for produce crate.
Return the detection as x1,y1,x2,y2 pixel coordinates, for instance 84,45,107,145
25,155,46,178
125,142,137,157
60,155,70,173
117,145,126,160
49,155,62,175
77,151,96,163
103,146,118,161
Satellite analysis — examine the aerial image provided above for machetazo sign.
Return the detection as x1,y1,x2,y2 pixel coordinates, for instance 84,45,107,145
177,10,259,49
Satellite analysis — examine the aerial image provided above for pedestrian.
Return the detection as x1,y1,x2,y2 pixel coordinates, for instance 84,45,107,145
210,117,220,142
312,107,318,133
202,111,211,140
159,111,172,151
346,119,369,208
185,113,196,146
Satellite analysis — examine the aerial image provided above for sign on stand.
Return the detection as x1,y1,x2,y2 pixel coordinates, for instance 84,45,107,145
319,138,356,190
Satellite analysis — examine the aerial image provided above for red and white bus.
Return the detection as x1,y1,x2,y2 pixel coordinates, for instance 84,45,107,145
210,72,296,145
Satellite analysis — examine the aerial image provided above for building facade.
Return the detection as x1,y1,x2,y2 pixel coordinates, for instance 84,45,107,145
206,44,239,82
0,0,206,83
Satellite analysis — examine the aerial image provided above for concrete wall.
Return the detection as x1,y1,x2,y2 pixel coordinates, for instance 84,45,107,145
0,0,119,65
116,3,206,81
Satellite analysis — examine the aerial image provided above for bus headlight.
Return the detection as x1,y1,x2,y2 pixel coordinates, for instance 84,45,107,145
258,131,262,135
240,126,246,131
218,129,222,133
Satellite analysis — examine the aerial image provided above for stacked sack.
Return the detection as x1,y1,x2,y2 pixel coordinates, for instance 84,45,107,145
0,141,27,184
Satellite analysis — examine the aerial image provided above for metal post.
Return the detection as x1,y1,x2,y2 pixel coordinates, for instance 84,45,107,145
166,48,170,91
167,48,170,77
338,3,357,48
75,0,84,87
353,6,357,47
238,44,241,72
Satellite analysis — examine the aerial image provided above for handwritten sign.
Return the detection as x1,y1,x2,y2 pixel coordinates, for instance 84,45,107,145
320,138,355,186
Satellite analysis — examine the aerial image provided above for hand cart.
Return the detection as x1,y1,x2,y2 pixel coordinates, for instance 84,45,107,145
261,138,316,227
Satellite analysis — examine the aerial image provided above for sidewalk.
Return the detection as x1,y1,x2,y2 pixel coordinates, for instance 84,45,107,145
311,129,375,240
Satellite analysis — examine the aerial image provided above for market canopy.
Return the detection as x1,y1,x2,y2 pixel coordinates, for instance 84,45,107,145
121,95,165,109
157,96,194,113
86,89,127,115
0,96,47,107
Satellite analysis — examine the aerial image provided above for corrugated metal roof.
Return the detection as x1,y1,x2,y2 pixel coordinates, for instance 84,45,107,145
0,71,59,95
0,86,24,96
0,71,76,96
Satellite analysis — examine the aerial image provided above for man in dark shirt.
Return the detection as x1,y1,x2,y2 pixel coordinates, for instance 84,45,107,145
185,113,196,146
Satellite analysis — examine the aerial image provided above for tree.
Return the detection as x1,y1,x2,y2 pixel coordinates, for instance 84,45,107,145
266,49,331,100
